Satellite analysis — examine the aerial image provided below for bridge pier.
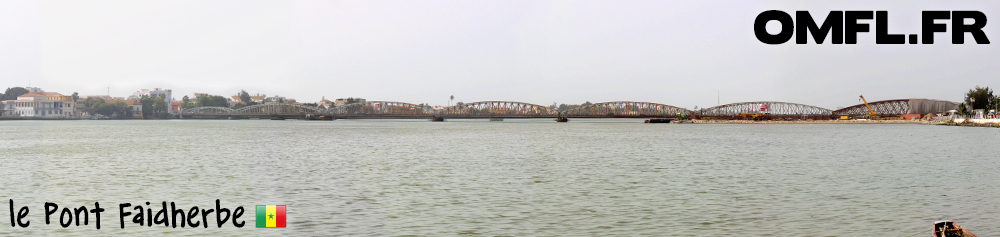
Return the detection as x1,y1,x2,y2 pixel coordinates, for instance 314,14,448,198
489,117,503,122
555,117,568,122
430,117,445,122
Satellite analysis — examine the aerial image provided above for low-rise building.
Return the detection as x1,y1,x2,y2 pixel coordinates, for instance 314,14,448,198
318,97,334,108
83,95,125,102
1,101,14,116
6,92,77,117
334,98,366,106
25,87,44,93
131,88,173,114
171,101,181,113
263,95,293,104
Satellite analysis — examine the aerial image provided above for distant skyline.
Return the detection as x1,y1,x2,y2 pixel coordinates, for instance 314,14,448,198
1,0,998,109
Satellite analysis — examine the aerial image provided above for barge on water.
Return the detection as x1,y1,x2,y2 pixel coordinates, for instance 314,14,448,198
644,119,673,123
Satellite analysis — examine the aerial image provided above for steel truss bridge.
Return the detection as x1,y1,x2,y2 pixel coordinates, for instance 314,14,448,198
563,101,692,118
180,99,955,120
698,101,833,120
831,99,910,117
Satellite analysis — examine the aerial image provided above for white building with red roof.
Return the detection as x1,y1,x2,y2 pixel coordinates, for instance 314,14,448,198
7,91,77,117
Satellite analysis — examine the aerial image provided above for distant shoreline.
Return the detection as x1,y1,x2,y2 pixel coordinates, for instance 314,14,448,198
2,117,996,128
692,119,999,127
692,119,925,124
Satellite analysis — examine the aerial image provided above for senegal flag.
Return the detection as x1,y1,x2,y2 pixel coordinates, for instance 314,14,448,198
256,205,286,227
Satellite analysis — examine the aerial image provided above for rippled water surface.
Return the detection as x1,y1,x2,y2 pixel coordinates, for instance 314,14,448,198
1,119,998,236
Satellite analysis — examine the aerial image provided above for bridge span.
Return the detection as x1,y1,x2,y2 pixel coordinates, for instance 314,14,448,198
179,99,959,120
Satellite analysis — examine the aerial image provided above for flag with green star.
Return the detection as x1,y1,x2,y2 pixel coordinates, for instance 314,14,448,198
256,205,286,227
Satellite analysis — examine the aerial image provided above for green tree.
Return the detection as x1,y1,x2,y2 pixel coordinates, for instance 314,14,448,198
71,92,79,101
963,86,994,113
239,90,253,103
231,90,260,109
139,95,152,119
153,97,167,118
84,97,105,108
581,101,593,106
180,95,198,110
994,95,1000,111
91,101,131,118
113,101,133,118
196,95,230,107
94,103,113,116
2,87,29,100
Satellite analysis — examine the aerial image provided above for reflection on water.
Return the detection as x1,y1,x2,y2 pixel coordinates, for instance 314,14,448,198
0,119,998,236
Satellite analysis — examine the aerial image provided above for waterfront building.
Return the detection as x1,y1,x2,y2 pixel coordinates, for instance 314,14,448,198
263,95,293,104
82,95,123,101
131,88,173,114
334,98,365,106
6,91,77,117
1,101,13,116
318,97,334,108
25,87,44,93
171,101,180,113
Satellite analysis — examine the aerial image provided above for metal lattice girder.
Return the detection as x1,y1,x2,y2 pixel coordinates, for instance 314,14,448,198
232,103,322,115
328,101,432,115
181,106,234,115
563,101,692,118
832,99,910,115
699,101,832,116
438,101,555,117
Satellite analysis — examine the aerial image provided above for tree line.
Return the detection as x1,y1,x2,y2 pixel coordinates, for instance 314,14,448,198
958,86,999,116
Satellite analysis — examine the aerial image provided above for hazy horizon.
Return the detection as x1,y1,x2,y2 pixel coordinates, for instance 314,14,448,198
1,0,998,109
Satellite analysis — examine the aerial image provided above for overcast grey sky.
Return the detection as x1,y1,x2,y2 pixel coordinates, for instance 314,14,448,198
0,0,997,109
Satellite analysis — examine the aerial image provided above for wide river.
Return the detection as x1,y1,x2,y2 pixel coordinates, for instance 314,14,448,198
0,119,998,236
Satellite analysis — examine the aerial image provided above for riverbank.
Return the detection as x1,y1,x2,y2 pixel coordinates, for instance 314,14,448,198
691,119,924,124
940,118,1000,128
0,117,84,120
689,118,999,127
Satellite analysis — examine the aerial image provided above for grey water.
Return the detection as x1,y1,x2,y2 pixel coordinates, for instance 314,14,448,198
0,119,998,236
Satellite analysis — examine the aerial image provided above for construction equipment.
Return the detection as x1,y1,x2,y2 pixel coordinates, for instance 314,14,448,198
859,95,879,119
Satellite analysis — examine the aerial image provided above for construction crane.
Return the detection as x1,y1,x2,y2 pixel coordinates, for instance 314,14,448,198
859,95,878,119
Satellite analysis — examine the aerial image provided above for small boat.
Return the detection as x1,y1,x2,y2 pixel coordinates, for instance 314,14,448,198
645,118,673,123
934,220,977,237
